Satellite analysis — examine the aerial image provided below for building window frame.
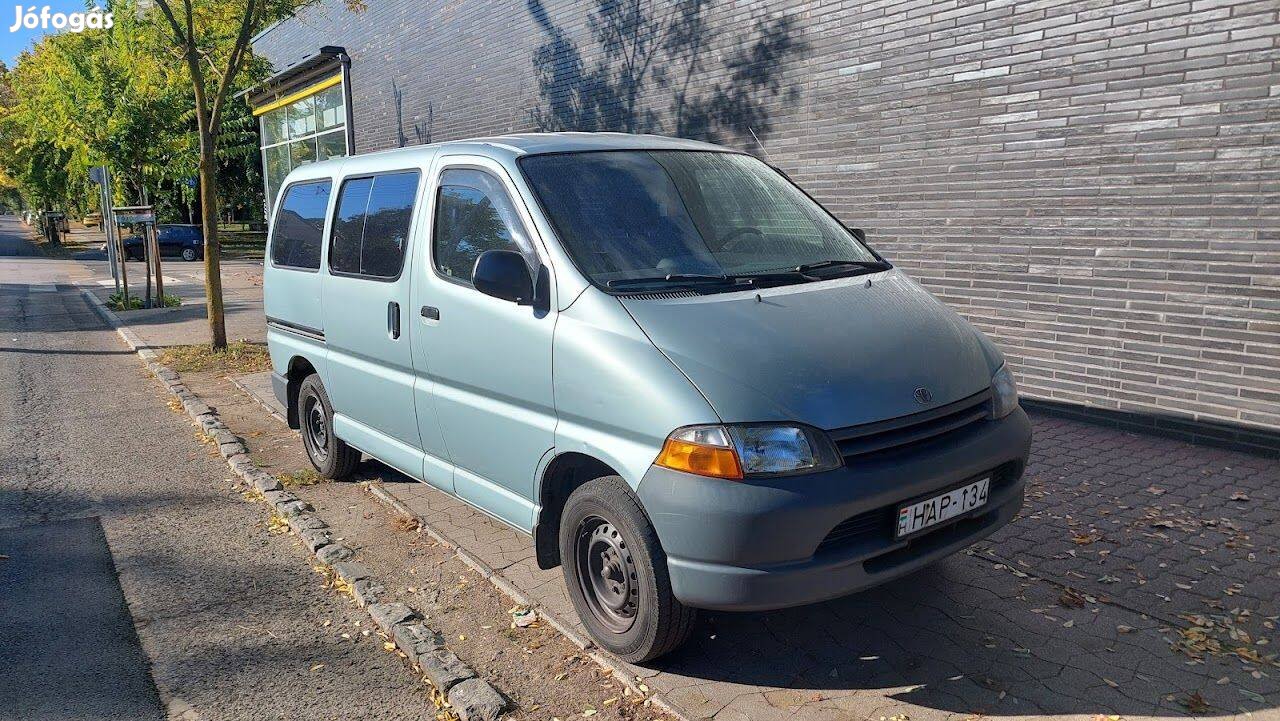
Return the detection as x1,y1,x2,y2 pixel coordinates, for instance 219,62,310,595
256,73,350,215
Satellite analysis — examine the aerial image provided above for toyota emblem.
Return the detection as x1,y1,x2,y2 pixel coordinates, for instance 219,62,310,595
913,387,933,404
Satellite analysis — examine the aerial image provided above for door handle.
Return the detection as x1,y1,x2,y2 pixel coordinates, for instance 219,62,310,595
420,305,440,321
388,301,401,339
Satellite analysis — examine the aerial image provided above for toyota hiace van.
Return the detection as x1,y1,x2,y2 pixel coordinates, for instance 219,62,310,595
264,133,1032,661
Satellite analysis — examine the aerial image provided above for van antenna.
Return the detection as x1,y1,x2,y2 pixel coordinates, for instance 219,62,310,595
748,127,772,163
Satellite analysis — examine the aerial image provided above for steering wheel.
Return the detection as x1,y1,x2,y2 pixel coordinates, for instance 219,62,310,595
719,226,766,253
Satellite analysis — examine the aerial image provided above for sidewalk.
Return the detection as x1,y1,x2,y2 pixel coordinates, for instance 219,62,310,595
82,262,1280,719
71,237,268,348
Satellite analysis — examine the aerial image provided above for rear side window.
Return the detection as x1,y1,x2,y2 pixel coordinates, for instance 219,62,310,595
329,171,420,279
271,181,332,270
433,169,536,285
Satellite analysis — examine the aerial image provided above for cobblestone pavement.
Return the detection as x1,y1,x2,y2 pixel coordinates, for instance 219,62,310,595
376,421,1278,721
234,370,1278,720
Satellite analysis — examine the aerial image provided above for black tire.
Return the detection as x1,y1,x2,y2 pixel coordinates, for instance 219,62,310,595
560,476,696,663
181,247,198,262
297,374,360,479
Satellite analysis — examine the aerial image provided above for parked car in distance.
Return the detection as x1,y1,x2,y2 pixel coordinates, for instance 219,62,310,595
120,224,204,261
263,133,1032,662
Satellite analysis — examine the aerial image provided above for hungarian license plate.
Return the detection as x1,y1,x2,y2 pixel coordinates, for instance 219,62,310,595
896,477,990,539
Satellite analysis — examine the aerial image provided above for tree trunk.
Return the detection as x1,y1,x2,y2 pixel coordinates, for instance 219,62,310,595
196,121,227,350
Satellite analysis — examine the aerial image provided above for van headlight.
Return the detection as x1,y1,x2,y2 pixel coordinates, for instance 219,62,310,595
990,364,1020,419
655,423,842,480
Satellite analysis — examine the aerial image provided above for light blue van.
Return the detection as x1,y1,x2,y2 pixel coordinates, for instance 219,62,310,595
264,133,1032,662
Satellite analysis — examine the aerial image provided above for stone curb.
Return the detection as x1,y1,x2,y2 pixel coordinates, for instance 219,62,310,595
77,287,512,721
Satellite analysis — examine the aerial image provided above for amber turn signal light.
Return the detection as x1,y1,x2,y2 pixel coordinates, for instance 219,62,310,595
654,426,743,480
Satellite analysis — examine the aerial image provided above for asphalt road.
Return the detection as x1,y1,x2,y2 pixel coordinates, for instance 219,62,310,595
0,216,433,720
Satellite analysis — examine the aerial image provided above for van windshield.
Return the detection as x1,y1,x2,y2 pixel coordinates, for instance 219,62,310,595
520,150,881,291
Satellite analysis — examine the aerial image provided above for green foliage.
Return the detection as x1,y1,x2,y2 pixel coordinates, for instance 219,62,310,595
106,291,144,310
0,0,275,219
106,291,181,310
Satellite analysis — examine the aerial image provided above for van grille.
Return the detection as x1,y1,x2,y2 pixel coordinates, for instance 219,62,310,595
828,389,991,461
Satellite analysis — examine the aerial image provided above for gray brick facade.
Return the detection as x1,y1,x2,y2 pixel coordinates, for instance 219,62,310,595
252,0,1280,437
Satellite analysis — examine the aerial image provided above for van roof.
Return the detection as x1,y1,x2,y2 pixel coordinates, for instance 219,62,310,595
287,132,733,176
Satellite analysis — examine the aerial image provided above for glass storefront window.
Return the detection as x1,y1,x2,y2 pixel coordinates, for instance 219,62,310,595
256,75,348,215
316,85,345,133
262,143,291,207
262,106,288,145
317,129,346,161
289,137,318,169
287,94,316,139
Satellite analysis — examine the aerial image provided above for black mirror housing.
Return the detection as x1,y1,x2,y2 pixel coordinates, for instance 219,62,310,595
473,249,534,305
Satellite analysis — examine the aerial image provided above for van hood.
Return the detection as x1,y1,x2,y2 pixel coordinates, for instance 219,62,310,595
619,270,996,430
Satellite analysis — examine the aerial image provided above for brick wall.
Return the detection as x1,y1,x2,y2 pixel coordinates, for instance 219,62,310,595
253,0,1280,436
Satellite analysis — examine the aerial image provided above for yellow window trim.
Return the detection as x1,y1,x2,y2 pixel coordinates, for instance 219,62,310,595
251,73,343,117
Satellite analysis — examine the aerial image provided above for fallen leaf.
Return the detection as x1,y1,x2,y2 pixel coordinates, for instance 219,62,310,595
1182,691,1209,713
1059,589,1088,609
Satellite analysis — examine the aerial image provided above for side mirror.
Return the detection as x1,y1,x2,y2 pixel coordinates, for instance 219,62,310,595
473,249,533,305
848,227,866,243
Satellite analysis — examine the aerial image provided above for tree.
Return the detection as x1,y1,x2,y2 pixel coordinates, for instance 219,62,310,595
0,0,195,214
147,0,301,349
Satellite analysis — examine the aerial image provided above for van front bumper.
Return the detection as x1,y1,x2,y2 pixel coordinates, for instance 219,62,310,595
635,407,1031,611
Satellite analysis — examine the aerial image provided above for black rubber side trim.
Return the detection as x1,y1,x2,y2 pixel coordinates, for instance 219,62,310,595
266,316,325,342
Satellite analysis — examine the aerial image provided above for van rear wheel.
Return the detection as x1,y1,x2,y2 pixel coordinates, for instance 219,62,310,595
297,374,359,479
560,476,696,663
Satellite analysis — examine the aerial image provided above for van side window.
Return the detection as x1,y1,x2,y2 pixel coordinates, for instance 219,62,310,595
433,168,536,285
329,171,420,279
271,180,332,270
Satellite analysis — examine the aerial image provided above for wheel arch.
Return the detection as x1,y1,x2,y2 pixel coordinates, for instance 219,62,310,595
284,354,318,429
533,451,623,569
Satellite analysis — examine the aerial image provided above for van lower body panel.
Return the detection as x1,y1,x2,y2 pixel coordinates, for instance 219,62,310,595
636,407,1032,611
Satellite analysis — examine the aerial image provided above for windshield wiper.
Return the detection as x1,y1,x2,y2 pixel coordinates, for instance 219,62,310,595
729,270,817,286
794,259,891,275
607,273,733,289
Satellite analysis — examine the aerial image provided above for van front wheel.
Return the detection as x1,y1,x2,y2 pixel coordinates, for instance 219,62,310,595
297,374,360,479
560,476,696,663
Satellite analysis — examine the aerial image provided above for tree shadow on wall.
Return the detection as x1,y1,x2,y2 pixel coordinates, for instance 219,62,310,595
527,0,806,146
394,80,434,147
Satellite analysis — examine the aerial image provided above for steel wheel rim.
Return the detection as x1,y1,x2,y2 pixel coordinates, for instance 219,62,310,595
574,515,638,634
302,395,328,463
